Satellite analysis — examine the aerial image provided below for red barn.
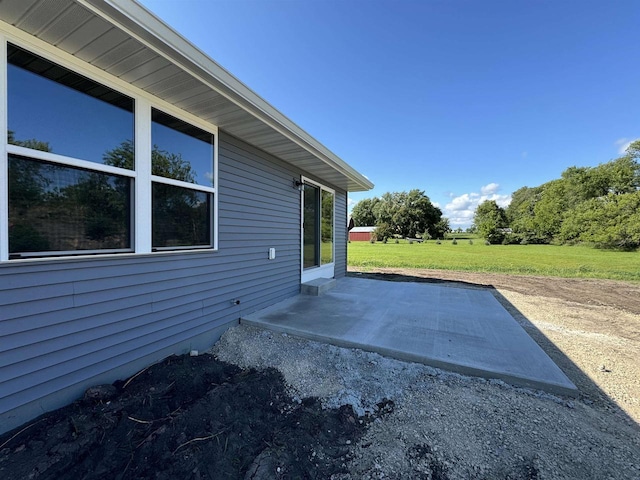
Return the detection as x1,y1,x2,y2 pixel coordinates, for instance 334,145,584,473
349,226,376,241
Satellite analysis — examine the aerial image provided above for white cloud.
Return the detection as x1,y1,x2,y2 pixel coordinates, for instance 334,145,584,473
444,184,511,228
615,137,639,155
347,197,356,214
480,183,499,195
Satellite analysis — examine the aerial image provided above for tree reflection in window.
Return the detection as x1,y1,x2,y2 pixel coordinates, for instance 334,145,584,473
7,44,134,166
152,109,213,186
8,156,131,256
321,190,334,264
152,183,210,248
103,139,196,183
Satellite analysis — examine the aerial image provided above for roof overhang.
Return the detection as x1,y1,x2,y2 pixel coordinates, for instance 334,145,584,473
0,0,373,192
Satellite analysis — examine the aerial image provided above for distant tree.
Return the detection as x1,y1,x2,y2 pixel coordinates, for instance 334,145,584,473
559,191,640,250
373,222,394,242
432,217,450,239
473,200,508,244
351,197,380,226
507,146,640,247
530,180,566,242
351,189,445,238
506,186,542,242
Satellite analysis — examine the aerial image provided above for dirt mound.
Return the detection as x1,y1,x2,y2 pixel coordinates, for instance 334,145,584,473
0,355,366,479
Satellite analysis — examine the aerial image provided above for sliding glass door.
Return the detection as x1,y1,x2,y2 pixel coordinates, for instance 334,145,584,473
303,184,320,269
302,179,334,281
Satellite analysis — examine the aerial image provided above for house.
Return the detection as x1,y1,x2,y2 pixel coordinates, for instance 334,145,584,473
348,226,377,242
0,0,372,434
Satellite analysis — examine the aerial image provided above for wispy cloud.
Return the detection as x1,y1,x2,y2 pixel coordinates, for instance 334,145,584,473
615,137,639,155
444,183,511,228
480,183,499,195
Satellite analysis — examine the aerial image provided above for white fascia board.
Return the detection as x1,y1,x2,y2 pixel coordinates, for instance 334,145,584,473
79,0,373,192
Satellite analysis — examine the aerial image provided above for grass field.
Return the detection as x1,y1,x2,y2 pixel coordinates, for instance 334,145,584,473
347,238,640,281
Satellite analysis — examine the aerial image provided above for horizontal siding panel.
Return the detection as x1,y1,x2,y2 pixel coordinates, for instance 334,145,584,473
0,300,206,384
0,282,74,306
220,191,299,217
0,303,153,356
1,295,76,323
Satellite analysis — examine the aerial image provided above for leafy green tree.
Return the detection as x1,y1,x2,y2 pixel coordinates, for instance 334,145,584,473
432,217,451,239
351,189,444,238
473,200,508,244
507,146,640,247
351,197,379,226
373,222,394,242
530,180,566,242
559,192,640,250
506,186,544,243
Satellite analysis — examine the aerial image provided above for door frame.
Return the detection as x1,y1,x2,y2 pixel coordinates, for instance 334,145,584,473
300,176,335,283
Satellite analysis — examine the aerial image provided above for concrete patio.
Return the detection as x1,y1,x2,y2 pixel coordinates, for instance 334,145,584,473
241,276,577,396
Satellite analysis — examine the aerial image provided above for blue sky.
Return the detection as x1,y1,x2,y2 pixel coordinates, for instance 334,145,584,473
139,0,639,228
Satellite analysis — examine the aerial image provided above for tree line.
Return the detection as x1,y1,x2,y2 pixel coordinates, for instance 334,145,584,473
474,140,640,250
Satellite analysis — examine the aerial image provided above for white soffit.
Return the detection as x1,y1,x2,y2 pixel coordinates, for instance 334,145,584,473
0,0,373,192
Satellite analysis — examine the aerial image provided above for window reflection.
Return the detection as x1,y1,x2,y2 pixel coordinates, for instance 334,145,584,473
7,44,134,166
8,156,131,256
321,190,334,264
303,184,320,268
152,109,214,186
152,183,211,248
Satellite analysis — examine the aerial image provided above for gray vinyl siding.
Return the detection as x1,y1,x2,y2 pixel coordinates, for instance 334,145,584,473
0,131,319,434
334,189,347,278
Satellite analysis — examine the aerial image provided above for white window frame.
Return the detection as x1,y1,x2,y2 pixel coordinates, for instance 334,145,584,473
300,176,335,283
0,26,219,261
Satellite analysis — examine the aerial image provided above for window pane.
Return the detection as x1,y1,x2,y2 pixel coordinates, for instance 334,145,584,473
321,190,334,264
152,183,211,248
7,44,134,167
303,184,320,268
8,156,132,256
152,109,214,186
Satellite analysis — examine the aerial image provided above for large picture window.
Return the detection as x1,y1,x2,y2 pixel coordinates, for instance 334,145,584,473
2,41,218,260
6,44,135,258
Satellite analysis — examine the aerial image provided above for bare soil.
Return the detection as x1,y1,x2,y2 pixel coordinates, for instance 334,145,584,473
1,268,639,479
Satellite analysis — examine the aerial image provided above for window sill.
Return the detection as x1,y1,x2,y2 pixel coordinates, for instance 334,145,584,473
1,248,219,267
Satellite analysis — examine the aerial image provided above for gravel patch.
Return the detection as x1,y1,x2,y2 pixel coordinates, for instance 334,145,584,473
213,324,640,479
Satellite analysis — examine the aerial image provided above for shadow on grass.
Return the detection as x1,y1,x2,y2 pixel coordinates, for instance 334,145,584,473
347,270,636,426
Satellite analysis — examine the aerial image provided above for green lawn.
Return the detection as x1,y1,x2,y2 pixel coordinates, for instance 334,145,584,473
347,238,640,281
